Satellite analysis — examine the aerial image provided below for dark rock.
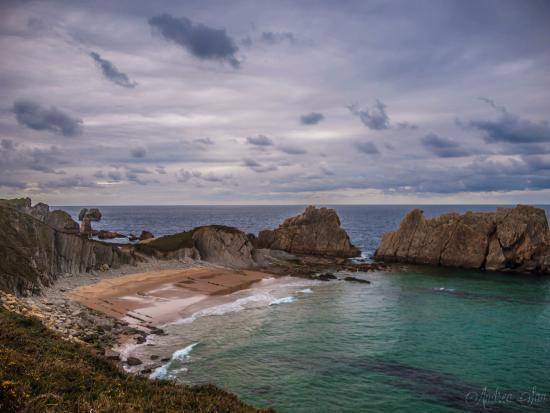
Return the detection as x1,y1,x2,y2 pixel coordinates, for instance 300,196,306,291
344,276,371,284
257,205,360,257
79,208,102,221
104,349,120,360
126,357,142,366
128,233,139,241
97,230,125,239
375,205,550,274
317,273,337,281
136,335,147,344
160,357,170,362
150,355,159,360
139,230,154,241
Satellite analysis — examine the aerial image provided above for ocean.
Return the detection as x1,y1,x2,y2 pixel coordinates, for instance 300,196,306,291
59,205,550,412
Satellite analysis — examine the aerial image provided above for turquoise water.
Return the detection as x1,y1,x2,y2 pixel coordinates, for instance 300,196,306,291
60,204,550,411
134,268,550,412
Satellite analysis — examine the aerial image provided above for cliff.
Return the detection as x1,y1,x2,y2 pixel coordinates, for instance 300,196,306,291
0,205,135,295
374,205,550,274
256,206,360,257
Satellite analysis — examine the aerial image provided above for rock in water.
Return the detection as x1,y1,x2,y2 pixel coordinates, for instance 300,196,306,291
374,205,550,274
139,230,155,241
192,226,256,268
79,208,102,221
257,206,360,257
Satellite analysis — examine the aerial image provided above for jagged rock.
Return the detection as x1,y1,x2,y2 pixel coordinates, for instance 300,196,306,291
0,205,135,296
139,230,154,241
80,217,92,236
44,210,80,234
374,205,550,274
79,208,102,221
128,233,139,242
126,356,142,366
256,206,360,257
192,225,256,268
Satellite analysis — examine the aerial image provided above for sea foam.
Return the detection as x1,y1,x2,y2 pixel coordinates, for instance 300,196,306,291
270,296,295,305
150,342,198,380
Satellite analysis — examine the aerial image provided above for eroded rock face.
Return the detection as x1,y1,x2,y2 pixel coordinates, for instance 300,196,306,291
139,230,154,241
79,208,102,221
374,205,550,274
192,225,256,268
256,206,360,258
0,205,135,296
8,198,80,234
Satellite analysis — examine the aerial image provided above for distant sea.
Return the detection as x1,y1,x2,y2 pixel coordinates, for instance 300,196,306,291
58,205,550,412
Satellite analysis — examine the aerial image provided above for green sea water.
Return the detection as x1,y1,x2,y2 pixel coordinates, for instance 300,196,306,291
136,267,550,412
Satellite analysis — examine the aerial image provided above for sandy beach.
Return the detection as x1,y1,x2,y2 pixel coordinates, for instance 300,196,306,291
70,266,275,327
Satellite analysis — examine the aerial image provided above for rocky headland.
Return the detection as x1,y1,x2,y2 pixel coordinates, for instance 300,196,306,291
375,205,550,274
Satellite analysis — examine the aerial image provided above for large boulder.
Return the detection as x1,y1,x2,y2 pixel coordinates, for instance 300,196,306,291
256,206,360,258
44,210,80,234
79,208,102,221
374,205,550,274
192,225,256,268
0,205,135,296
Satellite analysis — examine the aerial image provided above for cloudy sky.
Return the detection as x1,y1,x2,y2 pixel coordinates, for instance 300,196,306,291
1,0,550,205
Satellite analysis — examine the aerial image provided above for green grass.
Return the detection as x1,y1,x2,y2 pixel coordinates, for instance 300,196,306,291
0,308,274,413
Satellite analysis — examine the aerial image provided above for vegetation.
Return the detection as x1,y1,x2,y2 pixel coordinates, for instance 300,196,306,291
136,230,196,254
0,308,273,413
0,198,29,209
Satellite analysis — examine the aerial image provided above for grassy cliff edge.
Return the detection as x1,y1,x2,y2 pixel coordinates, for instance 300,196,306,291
0,308,273,413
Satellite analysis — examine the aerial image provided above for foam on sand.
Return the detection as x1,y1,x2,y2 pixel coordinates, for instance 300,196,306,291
270,296,296,305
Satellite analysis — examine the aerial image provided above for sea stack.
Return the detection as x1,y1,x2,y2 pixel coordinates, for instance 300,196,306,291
256,205,360,258
374,205,550,274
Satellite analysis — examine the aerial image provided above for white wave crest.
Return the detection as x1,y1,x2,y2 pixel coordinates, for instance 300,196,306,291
296,288,313,294
270,296,295,305
150,342,198,380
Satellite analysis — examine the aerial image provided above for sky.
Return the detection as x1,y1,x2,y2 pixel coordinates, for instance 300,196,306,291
1,0,550,205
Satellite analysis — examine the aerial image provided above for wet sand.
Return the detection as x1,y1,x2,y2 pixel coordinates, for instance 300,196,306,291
70,266,275,327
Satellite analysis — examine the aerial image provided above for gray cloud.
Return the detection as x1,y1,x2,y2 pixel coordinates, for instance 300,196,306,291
90,51,137,88
348,100,390,130
193,137,214,145
260,31,295,45
131,146,147,158
421,133,471,158
0,138,67,174
246,135,273,146
243,158,278,173
176,168,233,183
300,112,324,125
463,99,550,144
355,141,380,155
39,176,98,190
279,145,306,155
13,100,83,137
149,14,240,68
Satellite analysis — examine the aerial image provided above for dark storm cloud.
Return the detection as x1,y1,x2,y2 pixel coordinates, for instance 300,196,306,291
148,14,240,68
131,146,147,158
246,135,273,146
279,145,306,155
90,51,137,88
462,99,550,144
421,133,471,158
12,100,82,137
355,141,380,155
260,31,295,45
243,158,278,173
300,112,324,125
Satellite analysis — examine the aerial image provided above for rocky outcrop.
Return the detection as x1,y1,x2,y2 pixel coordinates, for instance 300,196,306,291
192,226,256,268
139,230,154,241
374,205,550,274
1,197,80,234
97,230,125,239
256,206,360,258
79,208,102,221
80,217,93,236
0,205,135,296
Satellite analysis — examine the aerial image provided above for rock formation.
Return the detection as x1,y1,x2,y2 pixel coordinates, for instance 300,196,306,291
0,205,135,295
0,197,80,234
192,226,256,268
79,208,102,221
374,205,550,274
139,230,154,241
97,230,125,239
80,217,93,236
256,206,360,257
